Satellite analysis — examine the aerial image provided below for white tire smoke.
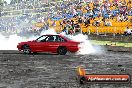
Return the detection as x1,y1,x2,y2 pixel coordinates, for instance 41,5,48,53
0,29,103,54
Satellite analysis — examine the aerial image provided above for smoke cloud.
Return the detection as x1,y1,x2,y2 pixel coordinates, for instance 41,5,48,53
0,29,103,54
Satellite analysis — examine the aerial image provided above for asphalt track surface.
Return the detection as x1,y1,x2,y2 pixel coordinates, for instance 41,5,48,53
0,50,132,88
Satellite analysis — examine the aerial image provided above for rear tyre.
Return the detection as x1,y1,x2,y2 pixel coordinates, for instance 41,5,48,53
57,47,67,55
22,45,31,54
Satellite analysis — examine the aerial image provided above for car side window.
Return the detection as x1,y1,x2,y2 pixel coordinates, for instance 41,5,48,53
45,36,55,42
55,36,66,42
59,37,65,42
37,35,47,42
37,35,66,42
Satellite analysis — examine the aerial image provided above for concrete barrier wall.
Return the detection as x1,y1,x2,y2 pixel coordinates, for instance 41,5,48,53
88,34,132,52
89,35,132,43
104,45,132,52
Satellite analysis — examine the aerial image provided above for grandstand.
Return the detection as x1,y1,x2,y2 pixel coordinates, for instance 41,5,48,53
0,0,132,36
45,0,132,35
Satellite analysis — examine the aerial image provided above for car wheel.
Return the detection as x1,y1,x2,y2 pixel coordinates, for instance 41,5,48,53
22,45,31,54
57,47,67,55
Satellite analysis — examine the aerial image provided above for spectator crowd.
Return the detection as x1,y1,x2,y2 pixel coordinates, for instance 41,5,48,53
0,0,132,36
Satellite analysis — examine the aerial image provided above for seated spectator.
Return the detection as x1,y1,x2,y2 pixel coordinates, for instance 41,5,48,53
78,16,83,24
85,5,90,13
123,15,128,21
65,20,74,34
84,18,90,27
51,21,56,26
121,14,125,21
72,8,77,17
74,22,81,33
89,9,94,18
117,15,122,22
124,27,132,36
62,26,68,34
104,20,112,26
71,20,75,30
62,17,67,24
93,20,100,27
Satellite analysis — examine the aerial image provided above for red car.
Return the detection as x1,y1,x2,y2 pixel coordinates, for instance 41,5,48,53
17,34,80,55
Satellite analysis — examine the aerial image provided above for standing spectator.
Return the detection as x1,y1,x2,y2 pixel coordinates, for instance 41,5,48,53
84,17,90,27
107,20,112,26
74,21,81,33
72,8,77,17
78,16,83,24
51,21,56,26
124,27,132,36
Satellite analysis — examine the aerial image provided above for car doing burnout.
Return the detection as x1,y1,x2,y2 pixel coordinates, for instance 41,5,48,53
17,34,80,55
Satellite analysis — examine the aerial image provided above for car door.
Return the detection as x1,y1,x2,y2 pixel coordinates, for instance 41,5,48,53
32,35,48,52
46,35,68,52
45,35,60,52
